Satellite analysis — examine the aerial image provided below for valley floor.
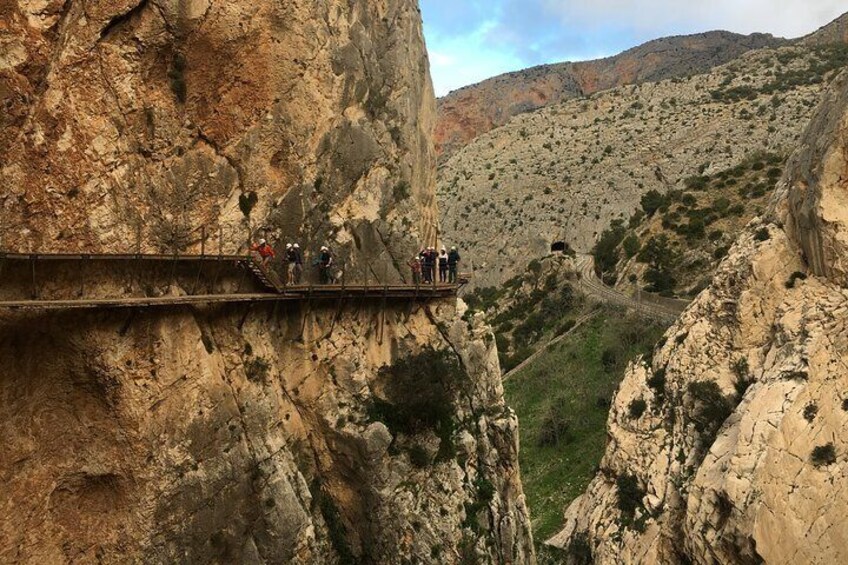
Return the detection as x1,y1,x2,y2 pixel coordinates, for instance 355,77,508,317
502,307,669,560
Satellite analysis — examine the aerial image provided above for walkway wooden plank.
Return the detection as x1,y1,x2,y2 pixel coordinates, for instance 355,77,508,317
0,285,458,310
0,252,250,262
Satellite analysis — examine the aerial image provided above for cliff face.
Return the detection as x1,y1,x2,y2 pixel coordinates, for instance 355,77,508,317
1,0,437,273
0,1,534,563
434,31,785,160
548,71,848,564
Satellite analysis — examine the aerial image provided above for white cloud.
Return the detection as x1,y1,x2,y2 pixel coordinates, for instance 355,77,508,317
430,52,457,67
538,0,847,38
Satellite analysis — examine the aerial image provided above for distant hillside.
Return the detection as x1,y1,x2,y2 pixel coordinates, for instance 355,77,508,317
439,41,848,289
802,11,848,46
435,31,786,160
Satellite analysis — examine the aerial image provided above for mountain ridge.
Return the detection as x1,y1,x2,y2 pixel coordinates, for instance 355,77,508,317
436,13,848,161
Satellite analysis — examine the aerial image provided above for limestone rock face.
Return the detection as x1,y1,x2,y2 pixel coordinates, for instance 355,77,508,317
0,1,534,563
1,0,437,277
548,71,848,564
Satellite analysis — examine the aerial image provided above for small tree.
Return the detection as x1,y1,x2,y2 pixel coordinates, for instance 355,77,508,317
623,234,641,258
640,190,666,216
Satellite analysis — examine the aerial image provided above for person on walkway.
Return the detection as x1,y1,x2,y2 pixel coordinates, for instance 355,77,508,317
448,246,461,284
438,247,448,283
250,238,275,267
426,247,437,283
319,246,334,284
285,243,298,284
293,243,303,284
408,255,422,285
420,248,431,283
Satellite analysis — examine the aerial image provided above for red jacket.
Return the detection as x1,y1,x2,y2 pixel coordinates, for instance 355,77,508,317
251,243,275,258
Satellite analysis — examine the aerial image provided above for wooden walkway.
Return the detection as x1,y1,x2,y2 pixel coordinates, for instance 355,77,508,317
0,252,459,310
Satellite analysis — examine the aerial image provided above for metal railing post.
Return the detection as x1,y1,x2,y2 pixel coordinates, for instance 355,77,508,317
30,254,37,299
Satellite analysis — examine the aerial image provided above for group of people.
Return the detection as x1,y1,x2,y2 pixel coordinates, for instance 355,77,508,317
409,246,461,285
250,239,311,284
251,239,460,286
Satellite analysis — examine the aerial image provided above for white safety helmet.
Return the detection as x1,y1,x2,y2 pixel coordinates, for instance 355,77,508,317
259,238,266,245
286,243,292,249
293,243,299,249
321,246,328,251
451,246,456,250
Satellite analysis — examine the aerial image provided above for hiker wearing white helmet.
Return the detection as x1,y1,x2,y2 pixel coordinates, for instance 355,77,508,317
319,246,333,284
438,247,449,283
285,243,297,285
250,238,275,267
292,243,303,284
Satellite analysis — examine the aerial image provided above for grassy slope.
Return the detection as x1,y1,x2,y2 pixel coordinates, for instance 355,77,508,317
504,308,669,545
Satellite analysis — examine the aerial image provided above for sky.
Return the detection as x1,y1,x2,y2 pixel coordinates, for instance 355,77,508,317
420,0,848,96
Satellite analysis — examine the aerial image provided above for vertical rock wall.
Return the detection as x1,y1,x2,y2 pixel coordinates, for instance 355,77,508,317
0,0,534,562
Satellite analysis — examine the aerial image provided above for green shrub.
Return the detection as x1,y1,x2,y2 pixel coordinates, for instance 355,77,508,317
684,176,710,191
408,444,431,468
592,220,627,274
245,357,270,382
640,190,666,216
616,473,645,523
712,197,731,213
629,209,645,227
644,268,676,294
754,227,771,241
369,348,466,457
393,181,411,201
732,358,754,401
811,443,836,467
557,319,576,336
688,381,732,445
566,532,593,565
728,204,746,216
623,234,641,258
463,476,496,532
803,403,818,423
628,398,647,419
785,271,807,288
647,368,666,402
538,397,572,447
637,234,677,270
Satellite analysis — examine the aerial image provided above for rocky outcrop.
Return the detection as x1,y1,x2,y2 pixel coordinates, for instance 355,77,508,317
0,0,534,562
548,71,848,565
435,31,785,160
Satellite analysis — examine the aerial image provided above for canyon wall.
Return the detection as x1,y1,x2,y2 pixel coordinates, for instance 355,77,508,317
0,0,534,562
549,71,848,564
